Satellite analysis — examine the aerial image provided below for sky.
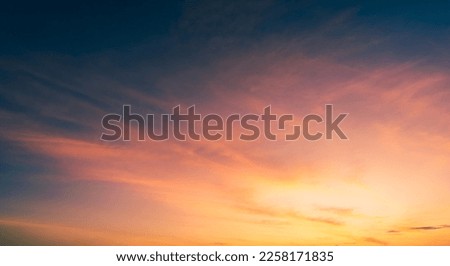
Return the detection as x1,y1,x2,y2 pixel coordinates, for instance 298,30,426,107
0,0,449,245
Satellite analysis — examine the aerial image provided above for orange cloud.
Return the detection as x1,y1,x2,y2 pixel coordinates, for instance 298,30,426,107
1,46,449,245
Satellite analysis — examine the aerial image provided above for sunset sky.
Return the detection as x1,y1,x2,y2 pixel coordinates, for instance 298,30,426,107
1,1,449,245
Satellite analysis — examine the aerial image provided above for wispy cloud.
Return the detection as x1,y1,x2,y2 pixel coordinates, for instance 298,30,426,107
409,225,450,231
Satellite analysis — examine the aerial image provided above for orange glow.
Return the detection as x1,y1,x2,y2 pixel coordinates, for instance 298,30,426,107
1,53,449,245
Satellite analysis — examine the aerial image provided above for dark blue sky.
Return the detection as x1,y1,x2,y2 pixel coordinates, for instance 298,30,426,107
1,0,450,186
1,1,449,57
1,0,449,155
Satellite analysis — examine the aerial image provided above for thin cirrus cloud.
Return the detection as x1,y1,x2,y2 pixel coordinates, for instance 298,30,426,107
409,226,450,231
1,1,449,245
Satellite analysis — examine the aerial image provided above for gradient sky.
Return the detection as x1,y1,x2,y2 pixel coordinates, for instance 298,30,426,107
1,0,449,245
